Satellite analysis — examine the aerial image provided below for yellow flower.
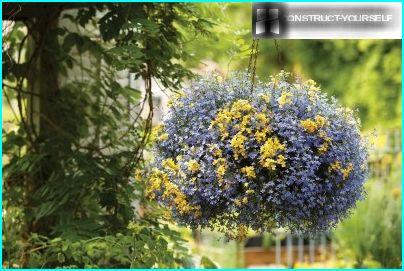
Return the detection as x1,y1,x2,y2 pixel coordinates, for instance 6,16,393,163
305,79,316,86
214,158,228,183
167,99,183,108
220,131,230,140
145,168,166,199
187,159,200,173
161,176,199,215
259,94,270,103
305,79,321,92
209,144,223,157
241,166,256,179
276,155,286,168
211,99,257,141
167,92,184,108
211,109,232,127
162,158,179,172
255,130,267,142
210,109,232,139
260,137,285,159
217,164,227,181
231,132,247,159
231,99,253,114
256,113,269,127
152,125,164,138
147,166,201,217
318,131,332,154
300,115,327,133
163,210,172,220
314,115,326,128
167,99,174,108
237,114,252,134
277,92,292,107
159,133,169,141
300,119,317,133
234,197,249,207
329,161,342,172
318,143,329,154
134,169,143,182
341,163,353,180
246,189,254,194
329,161,353,180
260,137,286,170
305,79,320,103
213,157,225,165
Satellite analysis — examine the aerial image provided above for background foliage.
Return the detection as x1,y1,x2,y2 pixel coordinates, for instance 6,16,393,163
2,3,212,268
185,4,401,130
334,159,401,268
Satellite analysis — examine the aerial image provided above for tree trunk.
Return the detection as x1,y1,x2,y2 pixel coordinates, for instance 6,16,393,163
21,9,61,266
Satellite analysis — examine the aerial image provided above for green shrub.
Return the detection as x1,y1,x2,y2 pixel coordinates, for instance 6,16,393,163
334,176,401,268
22,223,194,268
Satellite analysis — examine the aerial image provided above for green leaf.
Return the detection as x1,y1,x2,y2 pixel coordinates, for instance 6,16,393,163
63,33,77,52
201,256,218,268
57,252,66,263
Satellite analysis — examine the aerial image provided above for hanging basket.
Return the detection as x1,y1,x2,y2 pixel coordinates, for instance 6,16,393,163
146,72,368,239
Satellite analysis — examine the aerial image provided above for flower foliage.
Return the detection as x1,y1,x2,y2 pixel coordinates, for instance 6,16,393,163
147,72,368,239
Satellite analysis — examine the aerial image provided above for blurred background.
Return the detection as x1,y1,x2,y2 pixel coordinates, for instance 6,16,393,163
2,3,401,268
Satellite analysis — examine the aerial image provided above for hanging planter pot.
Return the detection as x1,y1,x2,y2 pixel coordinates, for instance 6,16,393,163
146,71,368,240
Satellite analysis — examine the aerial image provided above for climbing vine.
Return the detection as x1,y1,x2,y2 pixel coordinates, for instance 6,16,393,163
2,3,212,268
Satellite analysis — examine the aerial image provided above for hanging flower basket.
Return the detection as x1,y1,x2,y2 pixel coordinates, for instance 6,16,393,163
146,72,368,239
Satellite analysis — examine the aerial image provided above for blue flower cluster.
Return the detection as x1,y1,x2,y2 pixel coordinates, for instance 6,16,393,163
147,72,368,239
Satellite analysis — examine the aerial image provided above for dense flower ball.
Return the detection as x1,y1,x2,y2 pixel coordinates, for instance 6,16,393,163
146,72,368,239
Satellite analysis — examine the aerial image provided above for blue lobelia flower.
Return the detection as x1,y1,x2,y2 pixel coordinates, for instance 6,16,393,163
146,71,368,240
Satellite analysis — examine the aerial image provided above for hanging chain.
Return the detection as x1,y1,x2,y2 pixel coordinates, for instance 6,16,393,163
246,39,283,93
247,39,256,74
274,39,283,69
247,39,260,93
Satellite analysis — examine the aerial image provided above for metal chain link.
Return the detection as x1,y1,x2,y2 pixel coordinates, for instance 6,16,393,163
248,39,283,93
247,39,260,93
274,39,283,69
